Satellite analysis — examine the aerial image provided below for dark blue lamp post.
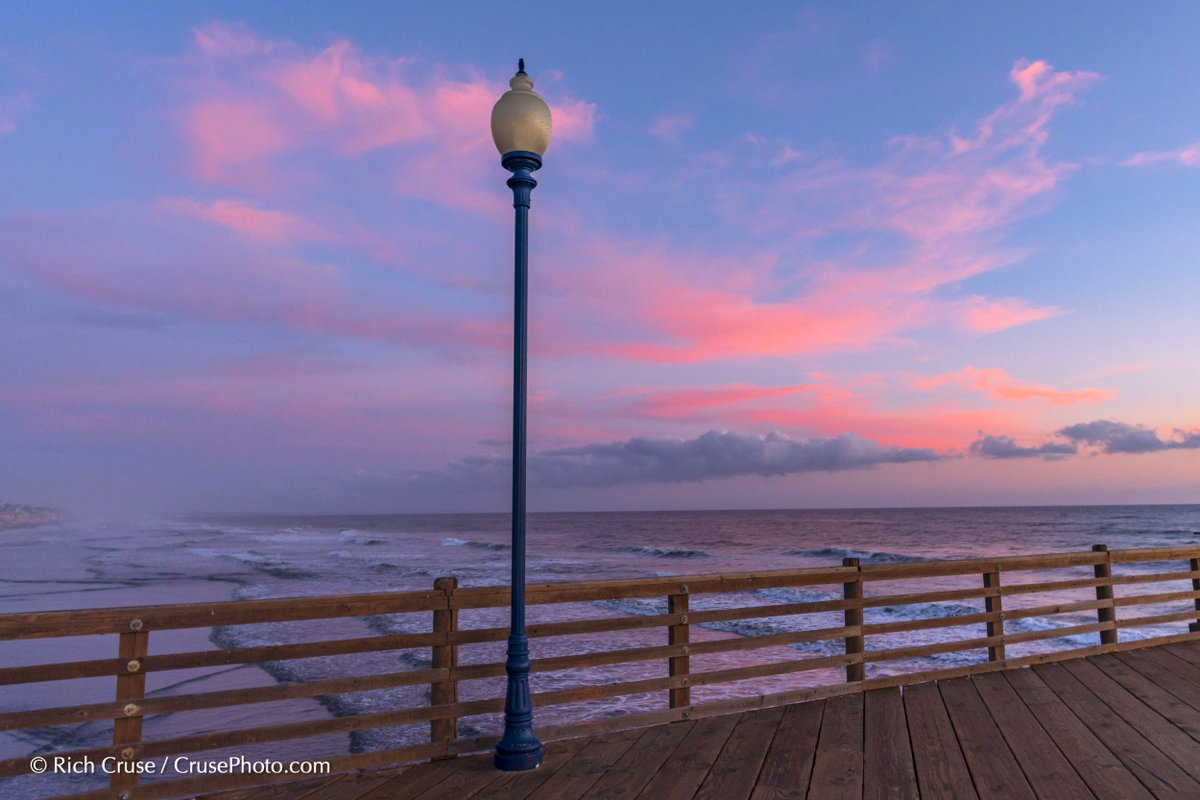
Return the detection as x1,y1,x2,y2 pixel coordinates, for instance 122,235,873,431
490,59,550,772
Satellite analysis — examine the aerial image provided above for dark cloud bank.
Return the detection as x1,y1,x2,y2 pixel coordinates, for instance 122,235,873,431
417,430,943,491
972,419,1200,460
393,419,1196,503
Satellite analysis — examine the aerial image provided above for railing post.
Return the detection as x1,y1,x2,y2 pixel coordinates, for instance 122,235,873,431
112,619,148,793
1190,557,1200,633
431,577,459,758
842,558,865,683
1093,544,1118,646
668,585,690,708
984,565,1006,662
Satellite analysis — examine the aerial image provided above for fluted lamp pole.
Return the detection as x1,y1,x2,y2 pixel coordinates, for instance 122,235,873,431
490,58,551,772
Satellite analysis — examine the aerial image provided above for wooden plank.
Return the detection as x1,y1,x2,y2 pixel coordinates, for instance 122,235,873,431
1136,645,1200,690
523,727,644,800
1115,609,1200,628
862,688,916,800
808,692,863,800
0,666,449,731
751,699,824,800
843,559,865,683
1032,662,1200,796
454,567,858,609
1127,643,1200,692
1003,668,1152,800
431,577,459,754
111,628,148,791
0,631,446,686
216,775,340,800
1112,568,1200,586
1092,545,1118,646
360,758,464,800
1090,652,1200,738
634,713,739,800
411,757,501,800
1165,640,1200,667
1192,556,1200,632
694,706,785,800
580,721,694,800
969,672,1092,800
304,772,404,800
1113,588,1200,607
860,550,1105,582
983,570,1005,662
903,682,978,800
470,736,592,800
198,774,346,800
1109,545,1200,563
61,758,412,800
0,590,447,638
938,677,1035,799
668,590,690,708
1060,657,1200,771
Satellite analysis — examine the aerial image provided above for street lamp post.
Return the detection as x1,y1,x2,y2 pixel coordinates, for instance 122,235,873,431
490,58,551,772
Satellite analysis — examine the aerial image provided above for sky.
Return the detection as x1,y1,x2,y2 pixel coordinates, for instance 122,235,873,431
1,2,1198,515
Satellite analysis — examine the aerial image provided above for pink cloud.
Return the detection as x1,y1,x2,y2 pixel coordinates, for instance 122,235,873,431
912,367,1115,405
593,378,1027,452
617,383,826,420
181,26,595,207
1121,141,1200,168
956,295,1060,333
192,21,278,57
159,197,329,241
551,98,597,143
650,112,694,141
537,60,1097,364
188,99,290,184
2,208,505,351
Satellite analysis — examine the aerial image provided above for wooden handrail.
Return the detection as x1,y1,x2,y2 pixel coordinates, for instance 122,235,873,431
2,543,1199,800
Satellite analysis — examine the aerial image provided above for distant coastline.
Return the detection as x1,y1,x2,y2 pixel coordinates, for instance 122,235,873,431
0,503,60,531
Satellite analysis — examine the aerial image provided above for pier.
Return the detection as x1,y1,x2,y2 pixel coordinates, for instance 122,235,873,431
2,544,1199,799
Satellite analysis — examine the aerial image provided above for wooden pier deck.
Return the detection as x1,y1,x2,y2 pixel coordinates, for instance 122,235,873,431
4,543,1200,799
208,641,1200,800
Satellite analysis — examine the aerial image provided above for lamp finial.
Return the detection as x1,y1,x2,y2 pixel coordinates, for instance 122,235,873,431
517,58,525,74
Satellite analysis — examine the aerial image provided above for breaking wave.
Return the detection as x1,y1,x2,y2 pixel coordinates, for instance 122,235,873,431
441,537,507,550
620,546,713,559
787,547,927,564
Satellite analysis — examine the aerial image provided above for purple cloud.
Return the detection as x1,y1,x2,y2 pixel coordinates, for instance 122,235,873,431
969,434,1077,459
1058,420,1200,454
412,429,946,491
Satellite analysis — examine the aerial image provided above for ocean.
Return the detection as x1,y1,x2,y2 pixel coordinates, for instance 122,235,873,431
3,505,1198,796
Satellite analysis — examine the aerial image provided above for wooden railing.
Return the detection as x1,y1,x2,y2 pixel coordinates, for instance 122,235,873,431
1,544,1199,799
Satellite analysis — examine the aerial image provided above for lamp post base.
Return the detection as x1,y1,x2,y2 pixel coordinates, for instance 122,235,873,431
493,743,543,772
493,635,543,771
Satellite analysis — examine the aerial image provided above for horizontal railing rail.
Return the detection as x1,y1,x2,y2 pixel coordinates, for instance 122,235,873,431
0,544,1197,800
